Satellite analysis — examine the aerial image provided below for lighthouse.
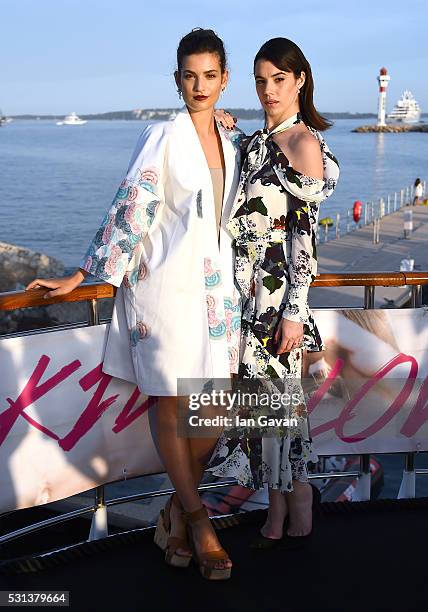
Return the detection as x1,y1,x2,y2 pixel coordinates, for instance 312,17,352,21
377,67,390,126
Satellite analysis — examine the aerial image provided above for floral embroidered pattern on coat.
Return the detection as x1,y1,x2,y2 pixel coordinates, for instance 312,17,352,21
81,170,161,288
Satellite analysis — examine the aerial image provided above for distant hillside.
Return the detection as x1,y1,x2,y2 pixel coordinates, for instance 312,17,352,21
10,108,381,121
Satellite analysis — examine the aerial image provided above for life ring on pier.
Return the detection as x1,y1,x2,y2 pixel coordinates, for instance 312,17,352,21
353,200,363,223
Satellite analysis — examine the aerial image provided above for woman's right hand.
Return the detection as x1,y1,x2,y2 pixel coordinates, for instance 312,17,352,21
25,269,86,299
214,109,237,130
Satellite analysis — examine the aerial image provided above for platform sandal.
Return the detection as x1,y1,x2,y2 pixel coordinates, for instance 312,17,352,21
153,493,192,568
182,506,232,580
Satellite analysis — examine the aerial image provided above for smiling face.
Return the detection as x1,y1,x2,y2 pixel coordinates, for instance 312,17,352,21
175,52,228,113
254,59,305,125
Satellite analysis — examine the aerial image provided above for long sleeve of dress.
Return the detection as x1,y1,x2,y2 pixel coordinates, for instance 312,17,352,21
282,196,321,323
80,123,168,287
271,143,340,323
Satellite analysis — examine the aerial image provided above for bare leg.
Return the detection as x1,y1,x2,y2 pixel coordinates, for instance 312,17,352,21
260,487,288,539
187,400,228,486
188,437,218,486
285,480,313,536
149,397,231,568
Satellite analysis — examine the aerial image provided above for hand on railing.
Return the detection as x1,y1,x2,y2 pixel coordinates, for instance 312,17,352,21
25,269,87,299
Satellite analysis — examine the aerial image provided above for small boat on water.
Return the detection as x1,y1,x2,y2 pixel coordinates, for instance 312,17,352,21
0,109,12,126
56,112,87,126
387,90,421,124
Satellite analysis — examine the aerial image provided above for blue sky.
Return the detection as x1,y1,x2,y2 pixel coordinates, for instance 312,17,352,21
2,0,427,114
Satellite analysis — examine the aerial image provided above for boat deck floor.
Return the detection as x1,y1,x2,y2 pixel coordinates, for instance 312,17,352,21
1,498,428,612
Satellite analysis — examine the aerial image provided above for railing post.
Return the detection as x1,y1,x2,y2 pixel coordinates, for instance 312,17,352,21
364,202,368,226
335,213,340,239
87,298,99,326
400,189,404,208
364,285,375,309
354,287,376,501
373,218,380,244
88,485,108,541
353,454,371,501
411,284,422,308
86,297,107,540
346,209,351,234
398,452,416,499
403,208,413,239
387,195,390,215
394,191,397,212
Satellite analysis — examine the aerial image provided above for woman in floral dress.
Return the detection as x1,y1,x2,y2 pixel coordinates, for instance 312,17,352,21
208,37,340,546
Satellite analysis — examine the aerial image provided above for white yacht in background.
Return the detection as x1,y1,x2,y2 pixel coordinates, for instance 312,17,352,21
387,90,421,124
0,109,12,125
56,112,87,126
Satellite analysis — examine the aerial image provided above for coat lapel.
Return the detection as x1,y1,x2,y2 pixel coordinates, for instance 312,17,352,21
174,107,211,184
173,108,239,263
217,126,235,210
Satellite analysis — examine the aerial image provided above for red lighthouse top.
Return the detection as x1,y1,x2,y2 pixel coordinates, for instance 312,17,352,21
380,67,388,75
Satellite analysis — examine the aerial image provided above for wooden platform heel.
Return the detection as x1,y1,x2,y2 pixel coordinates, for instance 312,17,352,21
153,493,192,568
182,506,232,580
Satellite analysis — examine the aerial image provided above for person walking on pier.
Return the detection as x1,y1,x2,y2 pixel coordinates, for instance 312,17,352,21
413,178,423,205
208,37,339,549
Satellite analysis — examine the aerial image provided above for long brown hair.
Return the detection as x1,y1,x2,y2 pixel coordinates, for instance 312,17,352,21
254,38,331,131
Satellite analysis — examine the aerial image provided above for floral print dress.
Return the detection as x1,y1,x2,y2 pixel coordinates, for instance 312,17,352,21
207,112,340,492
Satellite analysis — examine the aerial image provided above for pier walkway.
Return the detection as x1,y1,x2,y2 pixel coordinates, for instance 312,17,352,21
311,205,428,308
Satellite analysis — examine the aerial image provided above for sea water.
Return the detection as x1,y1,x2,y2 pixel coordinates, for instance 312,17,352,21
1,118,427,268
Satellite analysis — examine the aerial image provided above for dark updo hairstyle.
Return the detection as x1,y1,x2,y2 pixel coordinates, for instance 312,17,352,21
177,28,227,73
254,37,331,131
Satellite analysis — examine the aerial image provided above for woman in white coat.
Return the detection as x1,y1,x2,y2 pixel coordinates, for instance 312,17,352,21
26,28,241,580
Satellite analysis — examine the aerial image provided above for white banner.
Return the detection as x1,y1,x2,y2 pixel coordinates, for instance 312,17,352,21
1,307,427,514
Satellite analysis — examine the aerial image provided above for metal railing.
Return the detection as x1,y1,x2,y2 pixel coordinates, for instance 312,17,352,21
317,180,426,244
0,272,427,550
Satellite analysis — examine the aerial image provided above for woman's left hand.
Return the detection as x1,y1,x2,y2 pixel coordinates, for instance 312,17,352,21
274,318,304,354
214,109,237,130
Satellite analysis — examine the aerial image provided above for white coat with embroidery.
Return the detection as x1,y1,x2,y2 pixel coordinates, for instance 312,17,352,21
80,108,242,396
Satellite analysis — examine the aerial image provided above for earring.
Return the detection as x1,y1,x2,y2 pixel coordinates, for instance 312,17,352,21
177,88,182,99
